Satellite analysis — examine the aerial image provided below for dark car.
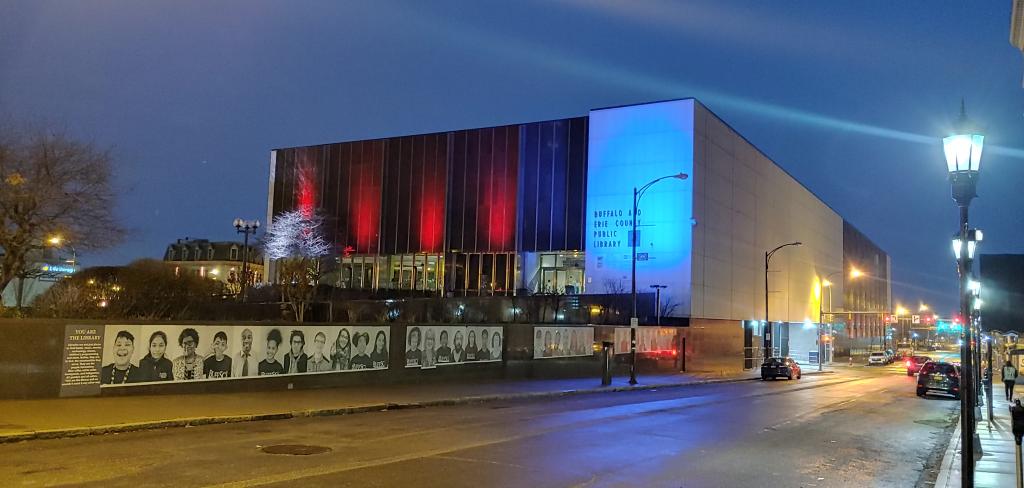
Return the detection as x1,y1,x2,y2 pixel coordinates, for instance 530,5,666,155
905,355,931,376
916,361,960,399
761,357,801,380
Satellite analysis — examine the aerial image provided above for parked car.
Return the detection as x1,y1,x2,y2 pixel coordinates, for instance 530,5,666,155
761,357,801,380
884,349,896,363
868,352,888,365
916,361,960,399
905,355,931,376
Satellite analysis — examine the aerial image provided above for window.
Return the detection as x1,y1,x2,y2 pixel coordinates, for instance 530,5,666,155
208,248,214,260
230,247,239,260
182,248,189,260
166,247,176,260
194,248,202,260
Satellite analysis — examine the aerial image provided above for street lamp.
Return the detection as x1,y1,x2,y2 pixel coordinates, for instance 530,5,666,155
765,241,802,362
234,218,261,302
817,271,842,371
942,101,984,488
630,172,688,385
45,234,77,269
650,284,667,325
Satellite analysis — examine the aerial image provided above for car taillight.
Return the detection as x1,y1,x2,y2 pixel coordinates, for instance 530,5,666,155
671,350,678,357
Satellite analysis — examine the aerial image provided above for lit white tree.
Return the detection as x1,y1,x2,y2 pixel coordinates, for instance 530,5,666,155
263,210,332,260
263,210,332,322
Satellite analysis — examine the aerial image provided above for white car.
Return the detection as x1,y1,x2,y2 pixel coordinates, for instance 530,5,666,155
868,352,888,365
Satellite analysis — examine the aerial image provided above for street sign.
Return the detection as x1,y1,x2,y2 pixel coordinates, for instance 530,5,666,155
636,253,649,261
630,317,638,328
912,315,920,324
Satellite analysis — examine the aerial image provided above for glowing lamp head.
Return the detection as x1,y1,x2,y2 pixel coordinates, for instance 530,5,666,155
850,268,864,279
943,103,984,205
942,133,984,174
47,235,63,246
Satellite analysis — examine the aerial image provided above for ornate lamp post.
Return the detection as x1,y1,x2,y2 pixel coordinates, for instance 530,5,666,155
630,172,688,385
764,242,801,361
943,102,984,487
234,218,261,302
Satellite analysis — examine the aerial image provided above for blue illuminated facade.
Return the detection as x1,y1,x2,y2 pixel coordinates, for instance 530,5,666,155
584,99,695,314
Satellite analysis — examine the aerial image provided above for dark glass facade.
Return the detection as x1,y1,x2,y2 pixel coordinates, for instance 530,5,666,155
842,221,891,339
270,118,588,295
980,254,1024,332
517,117,588,253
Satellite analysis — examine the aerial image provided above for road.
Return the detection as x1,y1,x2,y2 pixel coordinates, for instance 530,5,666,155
0,357,959,488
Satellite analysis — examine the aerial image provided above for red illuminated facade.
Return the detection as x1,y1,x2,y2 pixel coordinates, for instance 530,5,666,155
268,118,586,295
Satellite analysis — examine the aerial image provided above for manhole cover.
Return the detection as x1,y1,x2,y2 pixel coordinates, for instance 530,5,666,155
261,444,332,456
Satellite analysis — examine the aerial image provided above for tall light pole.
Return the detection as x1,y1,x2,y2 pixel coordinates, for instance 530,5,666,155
630,172,688,385
765,242,802,362
234,218,261,302
650,284,667,325
818,270,846,371
969,278,984,409
943,101,984,488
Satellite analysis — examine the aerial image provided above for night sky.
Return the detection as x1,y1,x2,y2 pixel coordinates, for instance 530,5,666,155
2,1,1022,315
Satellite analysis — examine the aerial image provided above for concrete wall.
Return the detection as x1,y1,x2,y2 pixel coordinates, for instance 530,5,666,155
690,102,844,323
678,318,746,375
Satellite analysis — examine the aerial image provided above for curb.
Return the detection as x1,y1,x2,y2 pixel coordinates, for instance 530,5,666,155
934,413,962,488
0,370,835,444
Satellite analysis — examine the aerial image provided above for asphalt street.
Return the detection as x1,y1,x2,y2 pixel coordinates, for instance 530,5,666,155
0,356,960,488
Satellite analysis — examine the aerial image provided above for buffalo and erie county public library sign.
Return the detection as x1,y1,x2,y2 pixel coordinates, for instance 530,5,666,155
584,99,694,315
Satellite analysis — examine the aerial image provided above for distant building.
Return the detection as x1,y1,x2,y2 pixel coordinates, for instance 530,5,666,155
0,248,78,307
980,254,1024,333
164,238,264,287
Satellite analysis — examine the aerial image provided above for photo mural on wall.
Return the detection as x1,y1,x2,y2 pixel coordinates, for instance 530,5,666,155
97,324,390,387
404,325,503,369
532,326,595,359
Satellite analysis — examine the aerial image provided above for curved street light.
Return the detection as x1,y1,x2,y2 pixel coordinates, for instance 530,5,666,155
764,241,801,362
629,172,688,385
817,269,859,371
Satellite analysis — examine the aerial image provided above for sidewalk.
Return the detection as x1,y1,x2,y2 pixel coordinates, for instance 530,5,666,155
0,369,837,443
935,393,1020,488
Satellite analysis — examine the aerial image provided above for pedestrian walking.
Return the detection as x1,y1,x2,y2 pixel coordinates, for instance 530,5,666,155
1005,360,1021,401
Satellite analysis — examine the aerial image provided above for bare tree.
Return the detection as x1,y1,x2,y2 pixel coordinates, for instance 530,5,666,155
0,127,123,301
